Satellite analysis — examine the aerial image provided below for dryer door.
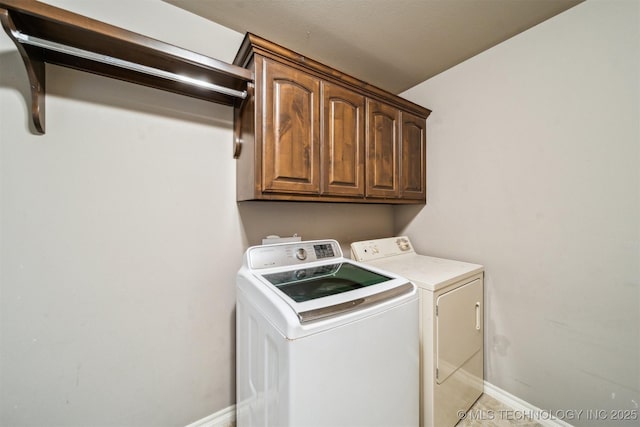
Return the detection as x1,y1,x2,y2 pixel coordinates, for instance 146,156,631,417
435,278,483,384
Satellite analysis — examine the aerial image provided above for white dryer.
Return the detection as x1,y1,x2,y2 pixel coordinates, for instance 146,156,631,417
351,236,484,427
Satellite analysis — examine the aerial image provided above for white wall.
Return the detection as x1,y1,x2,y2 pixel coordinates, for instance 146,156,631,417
0,1,393,426
398,1,639,425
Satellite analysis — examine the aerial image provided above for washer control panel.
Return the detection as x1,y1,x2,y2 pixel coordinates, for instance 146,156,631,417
248,239,341,269
350,236,415,262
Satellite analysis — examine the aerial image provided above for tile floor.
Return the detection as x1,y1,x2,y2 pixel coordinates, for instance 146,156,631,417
457,394,543,427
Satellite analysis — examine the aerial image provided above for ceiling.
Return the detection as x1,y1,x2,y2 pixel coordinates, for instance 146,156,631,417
164,0,583,94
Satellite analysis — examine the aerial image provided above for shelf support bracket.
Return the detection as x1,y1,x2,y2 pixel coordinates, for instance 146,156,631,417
1,7,46,134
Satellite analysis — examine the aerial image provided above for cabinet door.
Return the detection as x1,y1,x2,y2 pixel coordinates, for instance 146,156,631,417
366,99,400,198
400,111,426,200
321,82,365,196
262,59,320,194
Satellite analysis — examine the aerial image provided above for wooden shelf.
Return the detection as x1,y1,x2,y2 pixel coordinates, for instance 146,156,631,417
0,0,254,134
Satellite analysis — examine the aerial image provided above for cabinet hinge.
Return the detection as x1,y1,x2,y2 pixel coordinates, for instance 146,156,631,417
435,305,438,316
436,368,439,379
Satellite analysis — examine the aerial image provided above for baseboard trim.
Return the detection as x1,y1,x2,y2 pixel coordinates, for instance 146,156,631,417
186,384,575,427
484,381,573,427
184,404,236,427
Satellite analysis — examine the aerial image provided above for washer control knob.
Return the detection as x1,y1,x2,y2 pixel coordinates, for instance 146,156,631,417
295,248,307,260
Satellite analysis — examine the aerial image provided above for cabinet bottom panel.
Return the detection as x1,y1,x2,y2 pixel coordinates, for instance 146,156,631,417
237,193,425,204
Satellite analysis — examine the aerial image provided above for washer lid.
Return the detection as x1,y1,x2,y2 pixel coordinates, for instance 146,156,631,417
243,240,416,330
262,262,390,303
258,261,414,324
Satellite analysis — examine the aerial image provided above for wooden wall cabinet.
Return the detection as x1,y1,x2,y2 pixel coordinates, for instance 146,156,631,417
234,33,430,204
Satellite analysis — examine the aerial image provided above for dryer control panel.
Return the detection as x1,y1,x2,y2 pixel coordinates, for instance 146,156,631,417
351,236,415,262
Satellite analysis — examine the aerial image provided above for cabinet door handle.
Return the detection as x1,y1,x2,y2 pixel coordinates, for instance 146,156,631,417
475,302,481,331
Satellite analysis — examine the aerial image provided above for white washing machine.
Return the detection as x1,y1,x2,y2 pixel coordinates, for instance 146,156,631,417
236,239,419,427
351,236,484,427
